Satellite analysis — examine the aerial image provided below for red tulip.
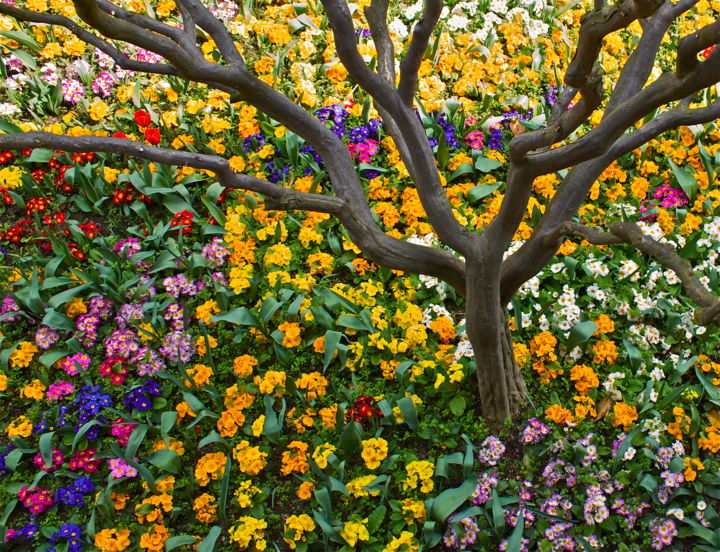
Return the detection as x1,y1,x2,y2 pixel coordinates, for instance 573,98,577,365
134,109,151,127
144,128,161,145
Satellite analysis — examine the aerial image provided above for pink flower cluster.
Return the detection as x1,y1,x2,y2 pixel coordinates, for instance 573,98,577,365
464,129,485,150
108,458,138,479
18,486,54,513
58,353,91,375
32,448,64,472
652,181,689,208
347,139,380,163
69,448,102,473
111,418,137,446
46,381,75,400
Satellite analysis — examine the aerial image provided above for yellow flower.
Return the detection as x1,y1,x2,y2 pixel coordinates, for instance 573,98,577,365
347,475,381,497
361,437,389,470
6,415,32,438
0,167,23,189
339,519,369,548
281,441,310,475
194,452,227,486
195,300,220,324
229,517,267,549
569,365,599,395
0,373,7,392
312,443,336,469
233,441,267,475
612,402,638,429
88,100,110,121
9,341,39,368
403,460,435,493
284,514,315,549
20,379,46,400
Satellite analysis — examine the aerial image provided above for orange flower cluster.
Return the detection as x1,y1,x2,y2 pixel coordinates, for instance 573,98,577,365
135,493,173,524
295,372,328,400
194,452,227,486
139,524,169,552
612,402,638,429
193,493,218,523
592,340,618,364
94,528,131,552
281,441,310,475
569,365,599,395
699,426,720,453
529,331,561,383
545,404,574,425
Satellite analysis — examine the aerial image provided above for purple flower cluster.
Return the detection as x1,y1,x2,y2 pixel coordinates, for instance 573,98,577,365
91,70,116,97
47,523,84,552
542,459,577,488
123,379,162,412
159,330,195,363
443,515,479,550
583,484,609,525
113,237,142,258
54,477,94,508
73,384,112,424
35,326,60,349
522,417,551,444
133,347,166,376
0,294,21,323
477,436,505,465
201,237,230,267
163,274,198,297
105,328,141,359
470,471,498,505
649,517,678,550
61,78,85,103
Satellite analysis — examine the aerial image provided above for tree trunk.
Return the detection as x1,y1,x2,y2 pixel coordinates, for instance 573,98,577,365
466,259,528,423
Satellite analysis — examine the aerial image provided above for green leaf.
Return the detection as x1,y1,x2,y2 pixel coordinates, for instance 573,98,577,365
197,526,222,552
165,535,198,550
367,505,386,533
147,449,181,474
161,411,178,436
48,283,93,309
72,420,103,452
490,488,505,531
218,454,232,521
0,118,22,134
260,296,284,324
566,320,598,350
41,309,76,331
38,350,69,369
339,421,363,455
474,156,502,172
696,366,720,405
39,431,55,470
199,430,227,449
431,478,476,521
623,338,642,372
449,396,466,416
505,510,525,552
210,307,260,326
467,182,502,203
337,314,373,332
323,330,343,371
124,424,148,461
447,162,474,183
263,395,283,444
668,159,698,201
397,396,419,430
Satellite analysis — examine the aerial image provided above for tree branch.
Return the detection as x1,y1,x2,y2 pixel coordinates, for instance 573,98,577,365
0,3,178,75
565,0,664,89
365,0,395,86
510,68,603,161
677,18,720,77
176,0,246,67
607,99,720,158
554,221,720,325
397,0,442,105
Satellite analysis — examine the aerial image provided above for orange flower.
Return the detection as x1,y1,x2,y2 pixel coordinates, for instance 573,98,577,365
544,404,574,425
612,402,638,429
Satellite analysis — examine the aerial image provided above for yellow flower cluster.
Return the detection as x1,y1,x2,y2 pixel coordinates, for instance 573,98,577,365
195,300,220,323
612,402,638,429
281,441,310,475
6,415,32,437
592,339,619,364
233,354,258,377
347,475,381,498
20,379,46,400
311,443,336,469
403,460,435,493
545,404,575,425
278,321,302,348
569,365,599,395
193,493,218,523
295,371,328,400
194,452,226,486
0,167,23,189
339,519,370,548
234,480,261,508
384,531,419,552
361,437,389,470
217,407,246,438
184,363,214,388
400,498,426,524
93,529,131,552
135,493,173,524
9,341,39,368
254,370,286,395
139,524,169,552
229,517,267,550
233,441,267,476
283,514,315,550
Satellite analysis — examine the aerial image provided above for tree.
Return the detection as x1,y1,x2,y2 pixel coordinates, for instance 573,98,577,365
0,0,719,422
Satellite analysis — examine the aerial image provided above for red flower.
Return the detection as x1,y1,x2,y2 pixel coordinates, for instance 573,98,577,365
170,209,194,234
134,109,151,127
78,221,100,239
144,128,161,145
113,131,127,139
702,45,716,59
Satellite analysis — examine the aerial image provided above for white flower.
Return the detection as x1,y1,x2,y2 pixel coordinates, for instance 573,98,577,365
649,388,658,402
623,447,636,461
388,18,408,38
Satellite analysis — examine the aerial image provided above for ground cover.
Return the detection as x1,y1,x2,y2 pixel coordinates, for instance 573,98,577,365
1,0,720,550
